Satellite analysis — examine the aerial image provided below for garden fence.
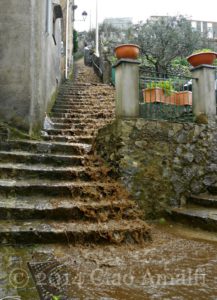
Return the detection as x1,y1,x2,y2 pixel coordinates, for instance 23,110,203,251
139,67,195,122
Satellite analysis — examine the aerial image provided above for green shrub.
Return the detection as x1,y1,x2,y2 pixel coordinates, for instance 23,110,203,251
73,29,78,53
192,48,215,54
146,80,175,96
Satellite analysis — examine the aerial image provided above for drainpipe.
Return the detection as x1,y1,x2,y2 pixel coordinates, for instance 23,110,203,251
65,0,69,79
95,0,99,57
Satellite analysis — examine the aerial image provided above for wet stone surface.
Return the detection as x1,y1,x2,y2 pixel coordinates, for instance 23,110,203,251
1,224,217,299
96,118,217,218
0,60,150,245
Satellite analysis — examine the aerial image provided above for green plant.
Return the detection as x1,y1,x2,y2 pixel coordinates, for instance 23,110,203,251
51,296,61,300
146,80,175,96
193,48,215,54
73,29,78,53
109,55,117,65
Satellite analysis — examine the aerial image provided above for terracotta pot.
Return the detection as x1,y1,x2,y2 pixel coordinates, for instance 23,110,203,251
187,52,217,67
176,91,192,106
115,44,140,60
143,88,165,103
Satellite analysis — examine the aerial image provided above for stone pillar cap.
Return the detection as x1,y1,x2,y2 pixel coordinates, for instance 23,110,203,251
113,59,140,68
190,64,216,71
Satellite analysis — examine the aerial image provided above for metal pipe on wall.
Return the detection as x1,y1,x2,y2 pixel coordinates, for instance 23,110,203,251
65,0,69,79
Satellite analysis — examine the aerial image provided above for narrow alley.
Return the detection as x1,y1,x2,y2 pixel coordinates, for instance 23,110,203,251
0,62,217,300
0,60,150,245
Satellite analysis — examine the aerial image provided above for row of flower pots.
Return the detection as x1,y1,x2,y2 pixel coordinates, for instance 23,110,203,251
143,88,192,106
114,44,217,67
114,45,216,107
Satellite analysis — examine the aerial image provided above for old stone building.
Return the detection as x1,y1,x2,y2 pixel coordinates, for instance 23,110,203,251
0,0,74,135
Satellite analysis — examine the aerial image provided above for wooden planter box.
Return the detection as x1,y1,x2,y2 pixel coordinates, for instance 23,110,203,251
176,91,192,106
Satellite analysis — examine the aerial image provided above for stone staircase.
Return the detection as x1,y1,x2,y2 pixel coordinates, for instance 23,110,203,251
172,186,217,231
0,63,150,244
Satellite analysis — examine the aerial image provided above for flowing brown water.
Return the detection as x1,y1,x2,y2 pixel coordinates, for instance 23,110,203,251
1,223,217,299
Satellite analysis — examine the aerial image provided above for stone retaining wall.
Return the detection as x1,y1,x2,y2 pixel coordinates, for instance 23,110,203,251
95,118,217,218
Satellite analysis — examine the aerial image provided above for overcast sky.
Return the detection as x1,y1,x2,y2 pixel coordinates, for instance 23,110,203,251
74,0,217,31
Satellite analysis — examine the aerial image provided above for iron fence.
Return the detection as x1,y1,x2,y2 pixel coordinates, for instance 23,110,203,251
139,68,194,122
92,54,103,79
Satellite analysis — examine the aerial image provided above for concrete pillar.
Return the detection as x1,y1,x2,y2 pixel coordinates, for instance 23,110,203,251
113,59,140,118
191,65,216,117
102,60,111,84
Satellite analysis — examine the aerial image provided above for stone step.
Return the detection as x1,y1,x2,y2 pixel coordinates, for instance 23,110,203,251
0,219,150,244
208,184,217,195
51,112,113,119
59,84,110,90
59,88,113,94
61,83,111,88
58,86,91,92
62,89,113,93
0,140,91,155
171,205,217,232
51,122,106,130
55,99,114,105
0,197,137,221
56,97,114,102
188,193,217,208
0,150,84,166
52,106,113,114
57,93,114,97
57,94,111,98
54,103,114,109
56,95,114,99
43,135,93,144
0,179,119,198
45,128,95,136
0,163,106,181
51,117,114,124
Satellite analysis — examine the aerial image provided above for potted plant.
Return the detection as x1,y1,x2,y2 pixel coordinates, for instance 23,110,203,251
187,49,217,67
143,80,176,104
115,44,140,60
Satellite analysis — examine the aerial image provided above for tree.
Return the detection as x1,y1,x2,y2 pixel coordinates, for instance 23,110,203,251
73,29,78,53
134,16,205,76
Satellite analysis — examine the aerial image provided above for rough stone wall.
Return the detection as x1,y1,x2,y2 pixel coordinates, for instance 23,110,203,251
95,118,217,218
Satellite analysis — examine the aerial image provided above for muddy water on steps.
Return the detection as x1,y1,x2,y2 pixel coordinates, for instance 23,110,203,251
1,223,217,299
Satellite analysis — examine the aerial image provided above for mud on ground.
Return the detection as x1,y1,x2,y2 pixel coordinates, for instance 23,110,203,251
1,222,217,300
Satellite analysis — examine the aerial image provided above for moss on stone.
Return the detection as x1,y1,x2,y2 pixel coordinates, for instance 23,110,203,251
47,89,59,115
95,118,217,220
0,122,31,140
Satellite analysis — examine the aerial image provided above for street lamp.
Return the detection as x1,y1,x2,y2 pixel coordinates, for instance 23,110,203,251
95,0,99,56
82,11,88,21
72,5,88,22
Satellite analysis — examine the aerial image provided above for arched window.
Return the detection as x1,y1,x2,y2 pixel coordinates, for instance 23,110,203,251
52,4,63,45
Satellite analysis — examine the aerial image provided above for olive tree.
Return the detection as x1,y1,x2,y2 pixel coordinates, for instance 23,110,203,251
134,16,204,75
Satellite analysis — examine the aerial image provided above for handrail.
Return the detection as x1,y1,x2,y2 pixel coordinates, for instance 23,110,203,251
92,54,103,79
92,56,103,76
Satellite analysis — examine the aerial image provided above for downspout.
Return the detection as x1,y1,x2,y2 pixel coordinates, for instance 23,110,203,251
65,0,69,79
29,0,36,135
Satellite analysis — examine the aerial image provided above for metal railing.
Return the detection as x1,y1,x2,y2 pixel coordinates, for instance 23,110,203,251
139,68,194,122
92,54,103,79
